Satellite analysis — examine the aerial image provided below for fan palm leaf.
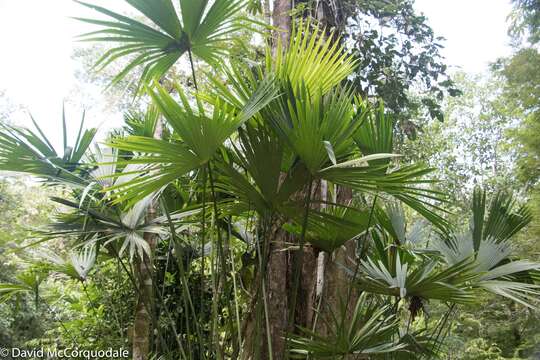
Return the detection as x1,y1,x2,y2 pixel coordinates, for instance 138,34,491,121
106,78,278,205
471,187,532,246
289,293,405,358
270,20,358,95
36,245,97,282
76,0,254,89
355,253,477,304
0,270,47,305
433,188,540,308
264,82,362,174
281,204,372,252
0,111,96,186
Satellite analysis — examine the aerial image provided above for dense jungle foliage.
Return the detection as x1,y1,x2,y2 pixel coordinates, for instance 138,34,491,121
0,0,539,359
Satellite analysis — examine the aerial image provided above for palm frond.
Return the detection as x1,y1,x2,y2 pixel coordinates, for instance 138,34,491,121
0,112,96,186
37,245,97,282
478,280,540,309
0,270,47,305
265,83,361,174
354,102,394,167
355,253,477,304
289,293,404,358
270,20,357,94
106,79,278,205
482,189,532,243
76,0,253,89
282,204,372,252
433,188,540,308
319,163,450,232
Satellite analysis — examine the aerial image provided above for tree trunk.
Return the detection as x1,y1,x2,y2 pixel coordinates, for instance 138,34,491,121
272,0,291,45
314,186,360,336
265,222,291,358
132,244,154,360
132,119,163,360
255,191,319,360
241,2,295,359
242,2,356,358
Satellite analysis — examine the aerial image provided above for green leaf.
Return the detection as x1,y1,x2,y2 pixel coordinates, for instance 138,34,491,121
289,293,404,357
270,19,358,95
319,163,450,232
76,0,251,90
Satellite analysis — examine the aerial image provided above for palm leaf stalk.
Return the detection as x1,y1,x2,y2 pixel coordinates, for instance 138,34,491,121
161,199,205,356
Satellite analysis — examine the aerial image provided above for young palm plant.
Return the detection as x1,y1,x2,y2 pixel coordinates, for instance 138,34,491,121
433,187,540,308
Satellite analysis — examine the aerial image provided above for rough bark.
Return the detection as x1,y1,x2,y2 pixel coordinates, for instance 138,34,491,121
263,191,319,359
265,222,291,358
272,0,291,45
132,119,163,360
298,0,346,32
240,219,292,360
132,241,154,360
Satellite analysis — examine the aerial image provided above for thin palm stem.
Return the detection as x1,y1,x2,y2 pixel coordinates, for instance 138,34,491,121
161,199,204,359
188,48,199,92
344,195,378,309
39,295,78,346
144,255,188,359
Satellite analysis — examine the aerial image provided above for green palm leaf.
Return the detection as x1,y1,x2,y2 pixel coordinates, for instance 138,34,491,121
354,101,394,167
319,163,450,232
0,270,47,305
270,20,358,95
76,0,253,89
37,245,97,282
355,253,477,304
282,204,372,252
289,293,404,358
265,82,361,174
0,112,96,186
434,188,540,308
106,79,278,204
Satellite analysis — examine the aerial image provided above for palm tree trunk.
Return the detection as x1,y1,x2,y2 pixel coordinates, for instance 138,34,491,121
133,119,163,360
133,249,153,360
265,221,292,358
254,177,321,359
